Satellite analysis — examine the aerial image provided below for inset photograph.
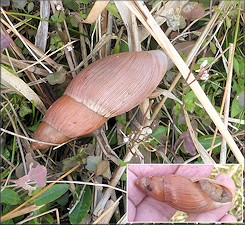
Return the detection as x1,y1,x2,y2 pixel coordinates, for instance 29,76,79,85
127,164,242,223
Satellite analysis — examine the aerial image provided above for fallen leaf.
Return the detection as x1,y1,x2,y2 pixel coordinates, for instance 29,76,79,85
86,156,111,179
95,160,109,177
16,153,39,178
1,34,11,52
174,130,196,156
15,164,47,194
181,2,205,21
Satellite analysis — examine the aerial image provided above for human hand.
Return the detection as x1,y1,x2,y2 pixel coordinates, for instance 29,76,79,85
127,164,236,222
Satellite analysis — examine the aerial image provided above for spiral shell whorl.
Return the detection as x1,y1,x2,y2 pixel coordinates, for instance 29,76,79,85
31,95,107,149
135,175,233,213
31,50,169,149
65,50,168,117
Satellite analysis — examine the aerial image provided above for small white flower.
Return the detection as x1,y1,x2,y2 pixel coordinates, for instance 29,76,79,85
145,127,152,134
200,71,209,81
123,137,129,143
67,44,74,52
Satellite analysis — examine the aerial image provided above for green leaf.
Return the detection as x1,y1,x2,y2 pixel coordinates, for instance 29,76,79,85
77,0,90,4
80,12,87,19
198,135,222,154
236,55,245,77
27,2,34,13
58,153,85,172
31,184,69,206
118,159,128,167
116,115,127,126
113,42,120,54
213,6,223,14
46,72,66,85
106,3,121,19
195,0,210,7
173,102,181,115
19,102,32,117
108,132,117,145
3,148,10,159
150,125,167,146
209,41,217,54
120,172,127,181
197,57,215,65
70,16,78,28
85,156,101,172
63,0,78,10
119,41,129,52
11,0,27,9
69,186,92,224
57,12,66,23
56,192,69,206
225,15,231,28
231,97,243,118
51,13,59,22
27,218,39,224
233,57,240,76
43,214,54,224
0,169,10,180
1,188,21,205
2,219,14,225
232,80,241,93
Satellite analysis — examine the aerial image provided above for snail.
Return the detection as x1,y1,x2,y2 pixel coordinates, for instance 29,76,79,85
31,50,169,149
134,175,233,213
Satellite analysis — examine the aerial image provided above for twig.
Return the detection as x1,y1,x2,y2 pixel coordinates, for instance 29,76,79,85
0,205,42,222
16,208,60,225
220,44,234,163
0,128,59,147
94,128,120,166
46,180,126,194
93,196,122,224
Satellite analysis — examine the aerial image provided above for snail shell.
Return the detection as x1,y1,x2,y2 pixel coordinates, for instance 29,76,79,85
31,50,169,149
134,175,233,213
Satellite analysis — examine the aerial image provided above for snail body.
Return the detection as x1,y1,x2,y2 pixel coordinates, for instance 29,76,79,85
135,175,233,213
31,50,169,149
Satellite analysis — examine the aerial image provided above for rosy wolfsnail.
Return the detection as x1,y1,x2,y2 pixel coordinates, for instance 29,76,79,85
31,50,169,149
134,175,233,213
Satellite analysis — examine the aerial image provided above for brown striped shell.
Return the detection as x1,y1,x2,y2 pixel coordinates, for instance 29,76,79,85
31,50,169,149
134,175,233,213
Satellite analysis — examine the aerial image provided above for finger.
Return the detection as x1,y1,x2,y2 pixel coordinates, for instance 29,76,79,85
186,203,233,222
128,164,178,177
128,169,146,206
127,200,136,222
219,214,237,222
175,164,213,178
134,196,176,222
186,174,236,222
215,173,236,196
